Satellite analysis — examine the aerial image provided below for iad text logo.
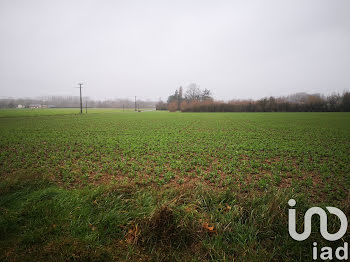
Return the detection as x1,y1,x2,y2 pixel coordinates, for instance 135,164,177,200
288,199,348,260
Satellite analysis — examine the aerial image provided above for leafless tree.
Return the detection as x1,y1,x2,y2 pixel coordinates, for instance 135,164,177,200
185,83,201,101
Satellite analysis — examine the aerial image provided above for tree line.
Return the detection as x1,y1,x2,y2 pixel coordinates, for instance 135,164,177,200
156,86,350,112
0,96,157,109
2,89,349,112
156,83,213,111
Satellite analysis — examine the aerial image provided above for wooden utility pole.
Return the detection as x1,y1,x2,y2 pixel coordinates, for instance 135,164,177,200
78,83,83,114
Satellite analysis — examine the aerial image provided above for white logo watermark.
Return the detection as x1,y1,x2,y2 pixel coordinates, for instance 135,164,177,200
288,199,348,260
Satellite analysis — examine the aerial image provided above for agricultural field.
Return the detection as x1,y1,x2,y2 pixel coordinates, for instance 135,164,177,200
0,109,350,261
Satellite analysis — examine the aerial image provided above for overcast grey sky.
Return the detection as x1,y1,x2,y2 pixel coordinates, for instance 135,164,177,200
0,0,349,101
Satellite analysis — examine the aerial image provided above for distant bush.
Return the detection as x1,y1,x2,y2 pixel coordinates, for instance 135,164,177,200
155,101,168,111
342,92,350,111
168,101,178,112
177,92,350,112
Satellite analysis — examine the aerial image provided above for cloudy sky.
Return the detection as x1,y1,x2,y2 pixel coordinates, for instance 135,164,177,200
0,0,349,101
